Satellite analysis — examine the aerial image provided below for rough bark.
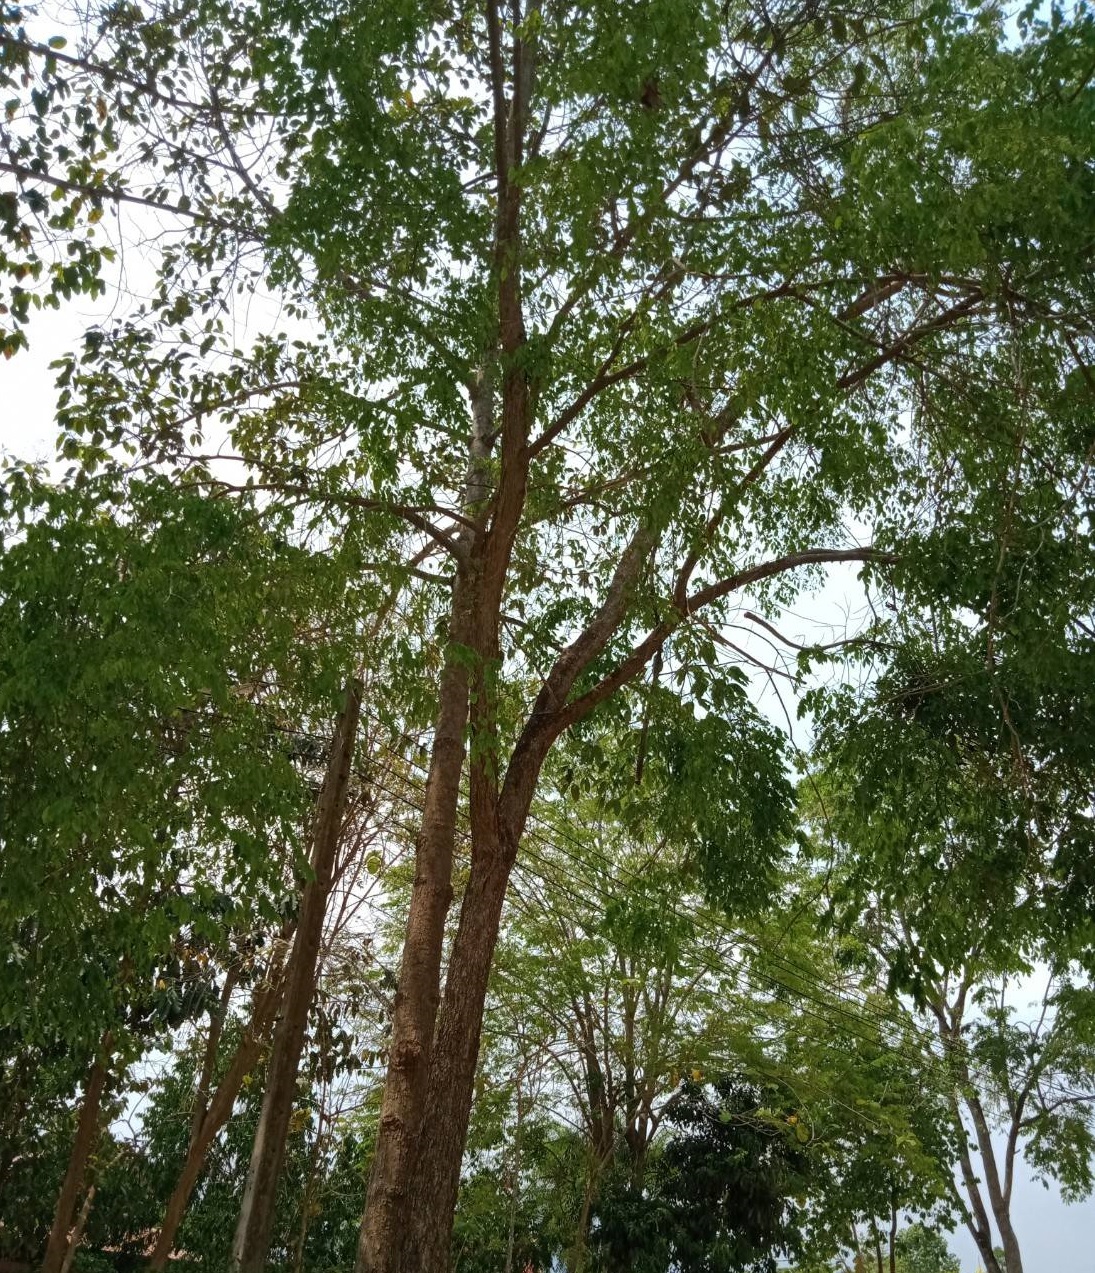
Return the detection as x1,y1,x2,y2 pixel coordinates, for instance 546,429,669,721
230,678,362,1273
355,562,479,1273
402,837,516,1271
148,963,287,1269
41,1046,110,1273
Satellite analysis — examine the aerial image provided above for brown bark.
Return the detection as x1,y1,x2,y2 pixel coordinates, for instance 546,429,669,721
41,1045,110,1273
147,964,286,1269
355,562,479,1273
230,679,362,1273
402,839,516,1271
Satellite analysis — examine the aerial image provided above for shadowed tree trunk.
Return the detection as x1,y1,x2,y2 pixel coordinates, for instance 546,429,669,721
147,962,287,1269
41,1040,110,1273
230,678,362,1273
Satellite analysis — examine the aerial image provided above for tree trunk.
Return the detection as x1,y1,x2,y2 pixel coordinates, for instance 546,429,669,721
502,1080,524,1273
871,1221,884,1273
402,834,516,1271
356,565,479,1273
230,679,362,1273
949,1092,1003,1273
887,1199,897,1273
964,1092,1023,1273
189,967,238,1147
58,1185,96,1273
147,964,286,1269
41,1046,110,1273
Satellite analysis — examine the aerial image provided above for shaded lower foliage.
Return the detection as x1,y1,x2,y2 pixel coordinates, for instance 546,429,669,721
591,1076,811,1273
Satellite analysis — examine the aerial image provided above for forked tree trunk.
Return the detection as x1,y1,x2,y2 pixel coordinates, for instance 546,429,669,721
147,965,287,1269
41,1044,110,1273
356,567,479,1273
230,679,362,1273
965,1092,1023,1273
949,1090,1004,1273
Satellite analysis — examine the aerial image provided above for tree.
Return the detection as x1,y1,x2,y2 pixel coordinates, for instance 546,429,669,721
647,1075,812,1273
230,678,362,1273
894,1224,960,1273
0,468,365,1267
4,0,1095,1268
807,631,1095,1273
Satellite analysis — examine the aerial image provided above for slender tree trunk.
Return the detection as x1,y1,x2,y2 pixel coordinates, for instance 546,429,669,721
964,1092,1023,1273
871,1221,884,1273
41,1045,110,1273
291,1105,327,1273
949,1091,1003,1273
58,1185,96,1273
230,679,362,1273
887,1198,897,1273
502,1080,524,1273
189,967,238,1147
147,965,286,1269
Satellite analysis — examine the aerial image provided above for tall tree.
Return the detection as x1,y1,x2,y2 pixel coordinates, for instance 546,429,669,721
807,641,1095,1273
4,0,1094,1268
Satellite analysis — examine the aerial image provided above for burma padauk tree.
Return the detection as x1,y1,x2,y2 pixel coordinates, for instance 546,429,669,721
3,0,1095,1268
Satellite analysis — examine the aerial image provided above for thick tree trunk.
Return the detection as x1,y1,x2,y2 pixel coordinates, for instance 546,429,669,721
356,562,480,1273
402,840,515,1272
147,965,286,1269
41,1046,110,1273
230,679,362,1273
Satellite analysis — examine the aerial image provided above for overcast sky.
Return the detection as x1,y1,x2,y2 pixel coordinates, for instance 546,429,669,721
4,283,1094,1273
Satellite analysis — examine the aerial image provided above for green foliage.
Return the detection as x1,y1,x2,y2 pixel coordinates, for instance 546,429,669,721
597,1076,812,1273
0,472,356,1055
2,0,1094,1265
894,1223,961,1273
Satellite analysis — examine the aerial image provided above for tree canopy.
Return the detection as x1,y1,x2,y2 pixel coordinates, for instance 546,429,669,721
2,0,1094,1269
